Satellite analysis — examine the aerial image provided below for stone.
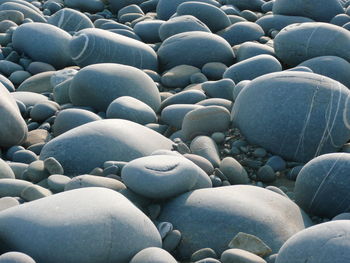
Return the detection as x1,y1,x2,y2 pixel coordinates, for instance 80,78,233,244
217,22,264,46
47,174,71,192
20,184,52,201
69,63,161,112
134,20,164,43
130,247,177,263
202,79,235,100
176,1,231,32
43,157,64,175
106,96,157,125
202,62,227,80
161,65,201,89
190,136,221,167
39,119,173,175
162,230,182,252
64,174,126,191
161,104,203,129
27,62,56,75
0,83,27,147
0,179,32,198
0,196,20,212
53,108,101,137
30,101,59,123
265,156,286,172
117,4,144,20
159,185,312,259
121,155,212,199
8,162,27,179
228,232,272,257
159,15,211,41
9,71,31,86
182,106,231,140
0,252,35,263
294,153,350,218
221,249,266,263
272,0,343,22
0,61,23,77
256,165,276,183
0,159,15,179
236,42,275,62
232,71,350,163
69,28,158,70
26,160,50,183
12,23,72,69
332,212,350,220
64,0,104,13
223,55,282,84
196,98,233,111
219,157,249,184
274,22,350,66
11,92,48,107
183,153,214,175
0,74,15,92
12,150,38,164
191,248,218,262
158,31,235,71
22,129,52,148
48,8,94,33
225,0,265,11
0,188,162,263
275,221,350,263
0,2,46,23
160,90,206,111
0,10,24,24
17,71,55,94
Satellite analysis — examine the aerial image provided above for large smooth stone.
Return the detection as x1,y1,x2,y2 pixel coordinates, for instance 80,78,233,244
299,56,350,88
0,187,162,263
232,71,350,163
12,23,72,69
0,83,27,147
276,221,350,263
69,63,161,112
161,104,203,129
130,247,177,263
0,159,15,179
11,92,48,107
0,2,46,23
64,0,104,13
0,252,35,263
39,119,173,175
294,153,350,218
158,31,234,71
121,155,212,199
17,71,55,94
190,136,221,167
159,185,312,260
274,22,350,66
69,28,158,70
133,20,164,43
272,0,344,22
236,42,275,62
47,8,94,33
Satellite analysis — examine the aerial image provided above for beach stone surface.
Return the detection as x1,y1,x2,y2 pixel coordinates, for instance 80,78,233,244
0,252,36,263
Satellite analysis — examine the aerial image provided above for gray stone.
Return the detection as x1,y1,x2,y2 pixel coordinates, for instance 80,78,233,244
202,62,227,80
160,90,206,111
217,22,264,46
332,212,350,220
228,232,272,257
0,252,35,263
12,23,72,69
65,174,126,191
130,247,177,263
121,155,212,199
159,185,312,259
134,20,164,43
117,4,144,20
236,42,275,62
106,96,157,125
221,249,266,263
47,174,71,192
40,119,173,175
69,63,161,112
27,62,56,75
26,160,49,183
162,230,182,252
22,129,51,149
69,28,158,70
202,79,235,100
196,98,233,111
294,153,350,218
0,61,23,77
30,101,59,123
64,0,104,13
274,22,350,66
0,74,15,92
275,221,350,263
182,106,231,140
20,184,52,201
50,68,78,88
232,71,350,163
0,179,32,198
0,159,15,179
0,2,46,23
17,71,55,94
191,248,218,262
183,153,214,175
43,157,64,175
158,31,235,71
190,136,221,167
8,71,31,86
8,162,27,179
161,104,203,129
225,0,265,11
0,10,24,24
0,196,20,212
12,150,38,164
257,165,276,183
219,157,249,184
0,188,162,263
265,156,286,172
161,65,201,89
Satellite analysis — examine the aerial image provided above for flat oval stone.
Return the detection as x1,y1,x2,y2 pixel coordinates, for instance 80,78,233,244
47,174,71,192
69,63,161,112
161,65,201,89
0,187,162,263
196,98,233,111
27,62,56,75
276,221,350,263
11,91,48,107
130,247,177,263
160,90,206,111
0,74,15,92
40,119,173,175
221,249,266,263
13,23,72,69
134,20,164,43
0,10,24,24
0,2,46,23
225,0,264,11
183,153,214,175
48,8,94,33
17,71,55,94
161,104,203,129
0,252,35,263
294,153,350,218
201,79,235,100
0,159,15,179
0,83,27,147
236,42,275,62
190,136,221,167
232,71,350,163
69,28,158,70
158,31,235,71
0,179,32,198
65,174,126,191
182,106,231,140
121,155,212,199
274,22,350,66
219,157,249,184
159,185,312,259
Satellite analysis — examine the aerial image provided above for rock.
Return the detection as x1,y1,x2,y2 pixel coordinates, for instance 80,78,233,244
53,108,101,137
17,71,55,94
294,153,350,218
64,0,104,13
0,252,35,263
43,157,64,175
48,8,94,33
224,55,281,84
265,156,286,172
160,90,206,111
274,22,350,66
0,74,15,92
9,71,31,86
161,104,203,129
236,42,275,62
219,157,249,184
117,4,144,20
134,20,164,43
69,63,161,112
196,98,233,111
40,119,173,175
12,150,38,164
161,65,201,89
30,101,59,123
50,68,78,87
228,232,272,257
159,15,211,41
20,184,52,201
221,249,266,263
130,247,177,263
158,31,235,71
176,2,230,32
69,28,158,70
11,92,48,107
27,62,56,75
8,162,27,179
0,61,23,77
256,165,276,183
191,248,218,262
106,96,157,125
159,185,312,259
272,0,343,22
202,62,228,80
47,174,71,192
0,83,27,147
182,106,231,140
162,230,182,252
0,2,46,23
225,0,264,11
190,136,221,167
232,71,350,163
22,129,52,148
0,10,24,24
0,179,32,198
26,160,49,183
121,155,211,199
183,153,214,174
275,221,350,263
64,174,126,191
0,188,162,262
299,56,350,88
0,196,19,212
217,22,264,46
0,159,15,179
12,23,72,69
332,212,350,220
201,79,235,100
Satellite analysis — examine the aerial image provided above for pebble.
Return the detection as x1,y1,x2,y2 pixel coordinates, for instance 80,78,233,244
183,153,214,175
130,247,177,263
196,98,233,111
43,157,64,175
0,158,15,179
221,249,266,263
202,62,228,80
26,160,49,183
219,157,249,184
0,10,24,24
22,129,52,148
161,104,203,129
202,79,235,100
160,90,206,110
190,136,221,167
0,2,46,23
134,20,164,43
17,71,55,93
64,174,126,192
256,165,276,183
161,65,201,88
12,150,38,164
47,174,71,192
20,184,52,201
265,156,286,172
228,232,272,257
191,248,218,262
162,229,182,252
0,252,35,263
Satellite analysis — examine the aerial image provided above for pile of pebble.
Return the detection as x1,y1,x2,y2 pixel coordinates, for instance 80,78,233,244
0,0,350,262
